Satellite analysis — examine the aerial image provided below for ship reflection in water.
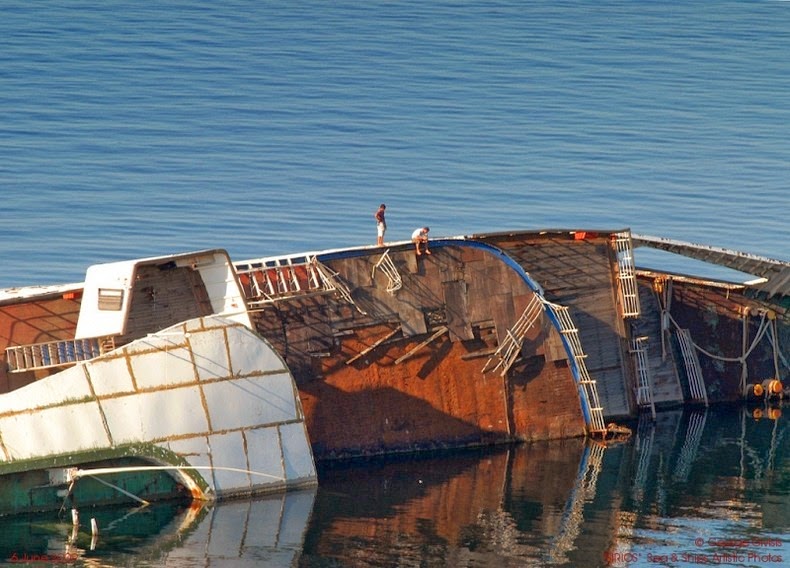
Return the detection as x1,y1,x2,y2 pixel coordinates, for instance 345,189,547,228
301,404,787,567
0,405,785,567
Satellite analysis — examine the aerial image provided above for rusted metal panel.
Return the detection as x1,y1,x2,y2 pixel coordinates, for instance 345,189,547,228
483,233,636,419
667,279,783,401
543,325,568,363
593,367,630,418
298,321,586,458
265,243,589,458
442,280,473,341
404,251,419,274
491,293,516,350
343,257,375,289
467,265,496,324
398,302,428,337
508,355,586,441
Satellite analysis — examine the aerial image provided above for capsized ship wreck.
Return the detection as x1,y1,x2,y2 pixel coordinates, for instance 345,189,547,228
1,229,786,514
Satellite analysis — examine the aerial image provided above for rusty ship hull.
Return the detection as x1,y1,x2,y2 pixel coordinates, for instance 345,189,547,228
233,229,787,458
0,228,786,513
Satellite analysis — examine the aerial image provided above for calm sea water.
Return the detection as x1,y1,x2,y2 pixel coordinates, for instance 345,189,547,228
0,1,788,566
1,1,788,290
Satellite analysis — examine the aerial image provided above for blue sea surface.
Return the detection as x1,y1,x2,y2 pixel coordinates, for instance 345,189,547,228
0,2,788,566
1,0,788,289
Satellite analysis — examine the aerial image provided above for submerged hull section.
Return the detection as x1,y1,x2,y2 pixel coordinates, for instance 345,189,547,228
0,315,316,515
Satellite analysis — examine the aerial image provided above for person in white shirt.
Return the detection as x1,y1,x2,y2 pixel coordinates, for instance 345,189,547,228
375,204,387,246
411,227,431,256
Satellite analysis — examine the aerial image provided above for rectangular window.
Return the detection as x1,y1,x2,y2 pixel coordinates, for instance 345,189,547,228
98,288,124,311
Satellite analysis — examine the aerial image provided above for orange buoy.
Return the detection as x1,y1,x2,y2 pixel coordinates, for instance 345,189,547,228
751,383,764,397
752,408,764,419
761,379,783,396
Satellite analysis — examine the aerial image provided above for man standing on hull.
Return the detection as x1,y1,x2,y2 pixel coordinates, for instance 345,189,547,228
375,204,387,246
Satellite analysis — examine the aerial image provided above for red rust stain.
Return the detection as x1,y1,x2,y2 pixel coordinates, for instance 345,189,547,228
298,324,585,460
669,281,781,401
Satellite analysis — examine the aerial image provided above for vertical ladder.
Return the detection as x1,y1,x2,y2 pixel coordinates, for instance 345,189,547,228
545,302,607,434
371,249,402,293
482,295,543,376
675,328,708,406
631,336,656,419
613,231,641,318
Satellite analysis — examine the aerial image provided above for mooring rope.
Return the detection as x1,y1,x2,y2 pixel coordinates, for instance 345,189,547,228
667,311,771,364
766,318,790,372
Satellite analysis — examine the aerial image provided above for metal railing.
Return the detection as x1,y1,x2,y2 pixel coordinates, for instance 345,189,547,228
675,328,709,406
546,302,607,434
613,231,641,318
631,336,656,419
371,249,402,293
482,295,542,376
6,337,107,373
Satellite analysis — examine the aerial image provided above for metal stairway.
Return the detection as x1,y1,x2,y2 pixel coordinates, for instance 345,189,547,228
6,337,106,373
544,301,608,434
631,336,656,419
482,295,543,376
675,328,709,405
480,293,606,435
613,231,641,318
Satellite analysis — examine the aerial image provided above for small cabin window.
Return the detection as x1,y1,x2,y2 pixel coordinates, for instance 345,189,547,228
98,288,124,311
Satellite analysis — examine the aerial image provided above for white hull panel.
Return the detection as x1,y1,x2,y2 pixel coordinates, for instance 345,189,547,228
0,315,316,499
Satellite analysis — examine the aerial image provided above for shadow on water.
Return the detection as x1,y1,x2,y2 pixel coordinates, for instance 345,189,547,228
0,405,785,567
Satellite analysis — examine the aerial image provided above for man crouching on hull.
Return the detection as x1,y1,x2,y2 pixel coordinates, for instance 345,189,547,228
412,227,430,256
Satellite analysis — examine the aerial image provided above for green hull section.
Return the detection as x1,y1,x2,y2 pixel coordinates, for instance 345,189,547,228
0,455,192,517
